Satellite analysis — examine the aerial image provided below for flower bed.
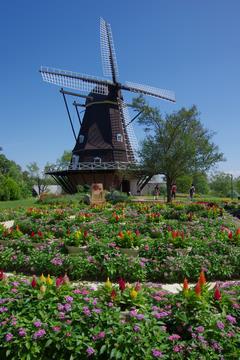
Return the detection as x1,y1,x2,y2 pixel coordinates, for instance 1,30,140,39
0,272,239,359
0,202,239,282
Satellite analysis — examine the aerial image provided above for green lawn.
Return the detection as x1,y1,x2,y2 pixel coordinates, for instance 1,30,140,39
0,198,37,209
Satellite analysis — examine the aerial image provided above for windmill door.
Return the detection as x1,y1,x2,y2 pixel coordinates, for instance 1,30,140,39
121,180,130,194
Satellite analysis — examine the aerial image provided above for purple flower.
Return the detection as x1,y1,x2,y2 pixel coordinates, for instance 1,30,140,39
57,303,65,311
173,345,183,353
152,349,163,358
86,347,95,356
92,298,98,306
93,331,105,341
34,321,42,328
52,326,61,332
211,341,222,352
154,311,169,319
133,325,140,332
64,303,72,312
168,334,181,341
196,326,204,333
129,309,137,317
51,257,63,266
93,308,102,314
0,307,8,313
5,333,13,342
18,328,27,337
65,296,73,303
83,306,91,316
136,313,144,320
108,302,113,307
59,312,65,320
73,289,81,294
216,321,225,330
33,329,46,339
226,315,236,324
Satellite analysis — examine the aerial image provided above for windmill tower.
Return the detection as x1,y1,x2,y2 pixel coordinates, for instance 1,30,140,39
40,18,175,194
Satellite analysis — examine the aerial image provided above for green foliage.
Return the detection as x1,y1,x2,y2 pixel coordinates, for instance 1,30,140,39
209,172,232,197
132,97,224,201
105,190,129,204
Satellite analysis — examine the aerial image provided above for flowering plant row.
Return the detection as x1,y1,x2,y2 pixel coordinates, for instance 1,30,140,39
0,271,239,359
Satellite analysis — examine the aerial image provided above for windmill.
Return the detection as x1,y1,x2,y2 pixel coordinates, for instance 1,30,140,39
40,18,175,194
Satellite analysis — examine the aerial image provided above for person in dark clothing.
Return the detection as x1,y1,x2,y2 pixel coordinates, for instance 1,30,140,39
189,184,195,200
153,185,160,200
171,184,177,199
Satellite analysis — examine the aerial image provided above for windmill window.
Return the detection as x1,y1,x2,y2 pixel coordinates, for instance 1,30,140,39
94,157,101,164
79,135,84,143
116,133,123,142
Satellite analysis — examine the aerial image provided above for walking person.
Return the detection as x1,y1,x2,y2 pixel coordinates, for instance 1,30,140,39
189,184,195,201
171,183,177,199
153,184,160,200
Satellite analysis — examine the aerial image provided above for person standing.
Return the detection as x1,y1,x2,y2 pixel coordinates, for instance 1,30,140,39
189,184,195,200
171,184,177,199
153,184,160,200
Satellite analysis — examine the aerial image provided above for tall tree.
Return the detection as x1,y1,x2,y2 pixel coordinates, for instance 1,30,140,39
56,150,72,168
26,162,49,196
132,97,224,202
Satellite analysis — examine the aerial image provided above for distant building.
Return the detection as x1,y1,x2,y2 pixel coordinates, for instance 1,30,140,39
32,185,62,197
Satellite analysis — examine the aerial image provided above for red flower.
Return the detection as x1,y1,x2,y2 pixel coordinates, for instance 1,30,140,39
84,230,88,238
0,270,4,281
183,278,189,291
30,231,35,237
31,275,37,288
195,281,201,296
198,271,206,286
214,285,221,301
37,231,43,237
110,289,117,299
118,231,124,239
228,231,233,239
135,281,141,291
135,229,140,236
236,228,240,237
118,278,126,291
56,276,63,288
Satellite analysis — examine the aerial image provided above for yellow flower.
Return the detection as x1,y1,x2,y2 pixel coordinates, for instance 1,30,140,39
46,274,53,285
40,284,46,293
130,289,138,299
40,274,46,283
105,277,112,289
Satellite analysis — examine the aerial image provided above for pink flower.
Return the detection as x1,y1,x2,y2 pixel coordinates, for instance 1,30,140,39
168,334,181,341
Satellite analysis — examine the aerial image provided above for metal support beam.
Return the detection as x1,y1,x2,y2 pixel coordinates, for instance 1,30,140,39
60,88,77,141
73,101,82,126
60,88,93,100
126,110,143,127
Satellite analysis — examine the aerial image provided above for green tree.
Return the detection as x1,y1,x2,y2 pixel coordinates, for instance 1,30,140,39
209,172,233,197
0,176,21,200
176,175,192,193
56,150,72,168
26,162,50,195
132,97,224,202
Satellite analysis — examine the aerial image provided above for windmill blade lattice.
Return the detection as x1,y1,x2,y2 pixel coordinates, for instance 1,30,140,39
118,99,139,162
40,67,112,95
123,81,176,102
100,18,119,81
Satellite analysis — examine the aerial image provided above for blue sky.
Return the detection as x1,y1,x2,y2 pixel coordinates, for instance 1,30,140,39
1,0,239,175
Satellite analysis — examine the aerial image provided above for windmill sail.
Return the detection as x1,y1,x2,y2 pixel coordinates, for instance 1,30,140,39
100,18,119,82
40,67,112,95
117,99,139,163
123,81,176,102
